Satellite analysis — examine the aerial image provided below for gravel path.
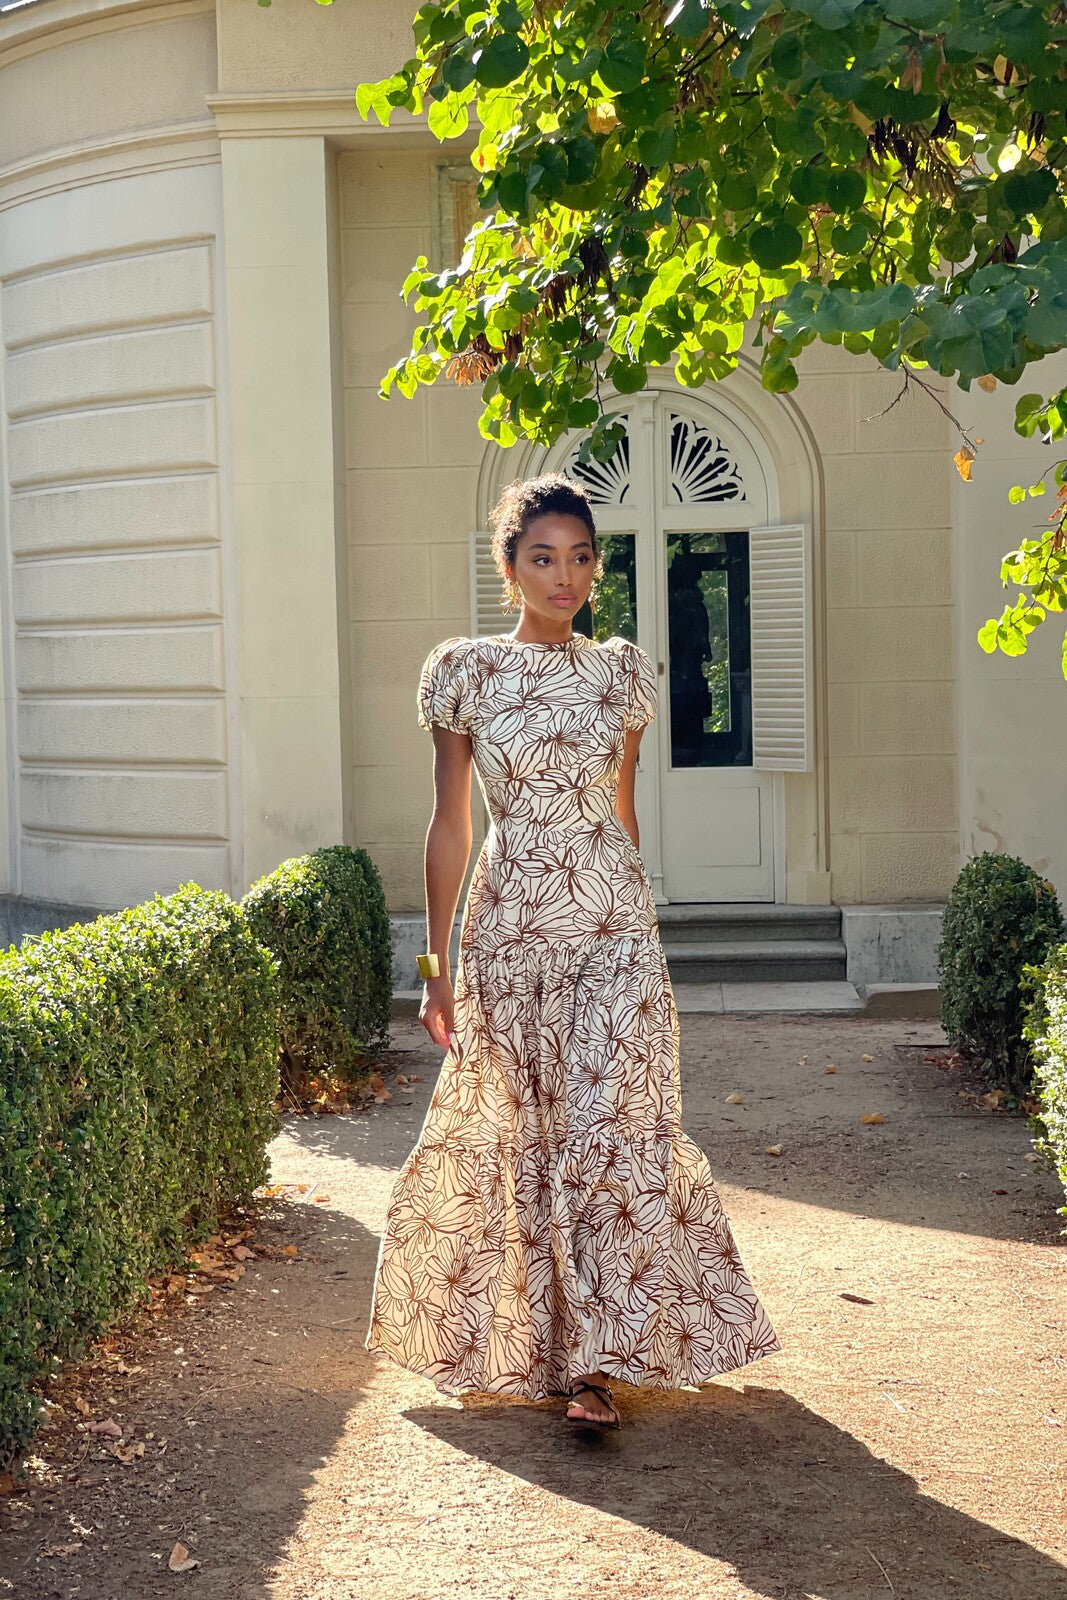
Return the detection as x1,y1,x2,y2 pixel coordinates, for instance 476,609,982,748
2,1014,1065,1600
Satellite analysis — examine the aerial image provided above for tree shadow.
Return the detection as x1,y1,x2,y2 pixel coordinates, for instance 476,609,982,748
0,1197,382,1600
408,1382,1067,1599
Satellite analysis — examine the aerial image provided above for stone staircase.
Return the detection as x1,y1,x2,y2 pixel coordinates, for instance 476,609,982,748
657,903,847,985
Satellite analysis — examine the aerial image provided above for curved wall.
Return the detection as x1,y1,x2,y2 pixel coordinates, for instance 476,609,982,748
0,0,240,909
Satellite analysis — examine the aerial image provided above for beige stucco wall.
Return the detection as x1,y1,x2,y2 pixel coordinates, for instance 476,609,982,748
953,360,1067,897
340,149,486,912
792,347,958,903
215,0,411,92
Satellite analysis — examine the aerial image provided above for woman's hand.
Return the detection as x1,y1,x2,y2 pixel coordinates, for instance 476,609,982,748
419,974,455,1050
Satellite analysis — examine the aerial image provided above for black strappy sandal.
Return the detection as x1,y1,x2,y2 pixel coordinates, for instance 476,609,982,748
565,1380,620,1430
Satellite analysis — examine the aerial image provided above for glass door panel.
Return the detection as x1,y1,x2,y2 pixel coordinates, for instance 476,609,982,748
666,530,752,767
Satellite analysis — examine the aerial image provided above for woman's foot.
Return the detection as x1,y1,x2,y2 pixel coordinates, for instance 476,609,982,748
565,1373,619,1427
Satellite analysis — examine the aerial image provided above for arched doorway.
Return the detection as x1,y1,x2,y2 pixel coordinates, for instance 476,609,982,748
474,378,815,904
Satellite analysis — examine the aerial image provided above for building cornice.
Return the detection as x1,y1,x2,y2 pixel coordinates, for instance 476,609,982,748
206,90,477,150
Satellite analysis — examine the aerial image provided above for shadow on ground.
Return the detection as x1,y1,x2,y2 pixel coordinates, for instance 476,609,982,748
0,1199,383,1600
409,1382,1066,1600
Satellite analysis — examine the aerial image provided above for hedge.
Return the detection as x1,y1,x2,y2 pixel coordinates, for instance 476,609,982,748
938,852,1064,1094
242,845,392,1095
0,885,280,1464
1025,944,1067,1227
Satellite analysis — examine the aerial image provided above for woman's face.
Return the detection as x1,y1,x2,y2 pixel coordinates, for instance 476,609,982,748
510,512,596,624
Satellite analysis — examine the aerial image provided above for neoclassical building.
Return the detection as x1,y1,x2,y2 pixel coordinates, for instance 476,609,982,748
0,0,1064,993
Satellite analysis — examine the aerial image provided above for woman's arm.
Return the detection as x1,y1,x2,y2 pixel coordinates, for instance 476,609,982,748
420,724,474,1048
615,727,646,851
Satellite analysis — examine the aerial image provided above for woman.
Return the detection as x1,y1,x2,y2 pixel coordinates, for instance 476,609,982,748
366,473,780,1428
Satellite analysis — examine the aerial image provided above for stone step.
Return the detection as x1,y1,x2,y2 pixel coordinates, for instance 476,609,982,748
661,938,848,985
674,981,864,1014
655,903,842,944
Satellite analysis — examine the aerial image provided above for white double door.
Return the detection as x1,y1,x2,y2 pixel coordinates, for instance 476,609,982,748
555,390,779,902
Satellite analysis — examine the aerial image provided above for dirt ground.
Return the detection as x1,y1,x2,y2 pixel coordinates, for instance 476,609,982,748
2,1013,1065,1600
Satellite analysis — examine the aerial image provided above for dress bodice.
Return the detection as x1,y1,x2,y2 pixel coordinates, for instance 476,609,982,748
417,632,657,832
417,633,660,949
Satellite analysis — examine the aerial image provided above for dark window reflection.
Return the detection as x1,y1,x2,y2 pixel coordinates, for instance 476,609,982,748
575,532,638,643
667,531,752,767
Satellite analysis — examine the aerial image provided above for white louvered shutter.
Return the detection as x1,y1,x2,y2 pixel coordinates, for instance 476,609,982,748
469,529,511,637
748,523,812,772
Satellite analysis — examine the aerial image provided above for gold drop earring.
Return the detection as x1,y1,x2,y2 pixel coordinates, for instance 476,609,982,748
502,572,522,612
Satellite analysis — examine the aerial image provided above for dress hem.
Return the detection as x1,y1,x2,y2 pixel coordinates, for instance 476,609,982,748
363,1331,784,1403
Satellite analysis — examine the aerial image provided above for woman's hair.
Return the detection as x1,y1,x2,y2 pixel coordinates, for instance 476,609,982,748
488,473,600,580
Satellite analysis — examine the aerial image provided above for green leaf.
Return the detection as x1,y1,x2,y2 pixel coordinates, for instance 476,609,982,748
666,0,710,38
799,0,865,30
598,36,646,93
474,32,530,88
443,50,478,92
428,95,470,139
749,221,804,270
826,169,867,213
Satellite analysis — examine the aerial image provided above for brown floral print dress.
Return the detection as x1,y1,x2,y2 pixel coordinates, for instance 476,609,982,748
365,631,781,1397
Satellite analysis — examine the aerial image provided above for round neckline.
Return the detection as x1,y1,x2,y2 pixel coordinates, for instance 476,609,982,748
490,632,592,651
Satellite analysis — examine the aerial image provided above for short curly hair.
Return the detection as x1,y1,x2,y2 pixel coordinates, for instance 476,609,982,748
489,473,602,590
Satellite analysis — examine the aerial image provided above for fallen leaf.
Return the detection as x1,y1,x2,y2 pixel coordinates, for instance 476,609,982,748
981,1090,1006,1109
0,1472,16,1495
41,1543,83,1558
764,1144,783,1157
374,1090,392,1104
840,1292,875,1306
231,1245,256,1261
797,1056,809,1066
860,1112,885,1125
73,1396,92,1417
85,1418,123,1438
725,1091,745,1105
369,1072,386,1093
395,1074,409,1085
281,1245,299,1258
313,1194,331,1204
993,1188,1008,1196
862,1054,874,1063
105,1440,145,1464
977,374,997,393
823,1065,837,1075
407,1073,422,1082
954,444,976,481
168,1541,200,1573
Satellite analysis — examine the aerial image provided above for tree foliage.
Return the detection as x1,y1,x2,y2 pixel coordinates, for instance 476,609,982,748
352,0,1067,673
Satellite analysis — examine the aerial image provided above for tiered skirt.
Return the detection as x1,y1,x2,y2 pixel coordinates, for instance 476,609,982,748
365,933,781,1397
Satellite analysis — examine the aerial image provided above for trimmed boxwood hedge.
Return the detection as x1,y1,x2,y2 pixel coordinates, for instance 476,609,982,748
1025,944,1067,1228
0,885,280,1464
241,845,392,1094
938,852,1064,1094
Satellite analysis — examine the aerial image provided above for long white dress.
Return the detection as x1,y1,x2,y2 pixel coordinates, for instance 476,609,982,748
365,631,781,1396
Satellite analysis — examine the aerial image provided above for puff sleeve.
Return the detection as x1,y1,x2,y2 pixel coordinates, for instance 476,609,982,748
605,636,658,731
416,636,475,734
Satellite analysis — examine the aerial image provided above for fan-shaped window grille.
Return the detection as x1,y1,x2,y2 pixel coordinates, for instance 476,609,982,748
669,413,746,504
560,425,632,505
